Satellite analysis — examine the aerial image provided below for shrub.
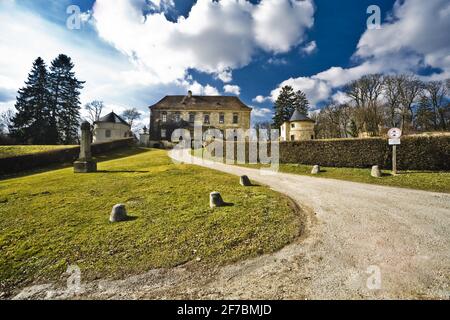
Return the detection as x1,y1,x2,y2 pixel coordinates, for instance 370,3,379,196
280,136,450,170
0,138,134,175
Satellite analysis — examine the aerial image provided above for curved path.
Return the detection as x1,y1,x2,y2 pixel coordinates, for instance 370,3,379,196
13,149,450,300
165,149,449,299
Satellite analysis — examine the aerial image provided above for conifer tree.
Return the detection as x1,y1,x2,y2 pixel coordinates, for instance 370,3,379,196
295,90,310,116
48,54,84,144
9,57,50,144
272,85,298,129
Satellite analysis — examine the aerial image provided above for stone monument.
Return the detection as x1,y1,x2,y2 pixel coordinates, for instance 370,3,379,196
74,121,97,173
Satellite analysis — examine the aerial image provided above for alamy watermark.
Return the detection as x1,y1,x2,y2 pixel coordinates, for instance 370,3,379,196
170,124,280,175
367,5,382,30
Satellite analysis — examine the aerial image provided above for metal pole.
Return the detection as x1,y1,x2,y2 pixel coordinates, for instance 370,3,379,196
392,145,397,175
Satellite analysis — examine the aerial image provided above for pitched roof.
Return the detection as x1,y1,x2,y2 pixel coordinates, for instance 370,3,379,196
95,112,130,126
149,95,252,111
289,109,315,122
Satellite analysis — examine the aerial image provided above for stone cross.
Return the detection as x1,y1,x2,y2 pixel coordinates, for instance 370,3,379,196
74,121,97,173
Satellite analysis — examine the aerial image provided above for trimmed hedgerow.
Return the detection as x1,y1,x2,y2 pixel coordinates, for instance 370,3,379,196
280,136,450,170
0,138,135,175
204,136,450,171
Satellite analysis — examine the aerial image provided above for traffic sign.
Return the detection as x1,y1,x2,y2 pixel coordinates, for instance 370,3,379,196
389,138,401,145
388,128,402,139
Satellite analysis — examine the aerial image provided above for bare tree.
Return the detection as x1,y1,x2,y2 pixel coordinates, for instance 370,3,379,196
84,100,104,124
121,108,142,128
397,74,423,132
345,74,384,135
423,80,448,130
0,109,15,134
383,75,403,127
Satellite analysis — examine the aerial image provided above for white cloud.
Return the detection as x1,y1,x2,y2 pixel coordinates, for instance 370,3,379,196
92,0,315,85
214,69,233,83
268,0,450,107
301,40,317,55
253,0,314,53
252,95,270,103
270,76,332,106
251,106,273,119
223,84,241,95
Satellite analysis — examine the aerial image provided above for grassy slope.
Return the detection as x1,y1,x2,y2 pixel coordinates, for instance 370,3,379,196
0,145,77,159
272,164,450,193
0,148,301,292
195,150,450,193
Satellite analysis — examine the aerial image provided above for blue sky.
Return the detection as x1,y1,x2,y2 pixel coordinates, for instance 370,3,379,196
0,0,449,127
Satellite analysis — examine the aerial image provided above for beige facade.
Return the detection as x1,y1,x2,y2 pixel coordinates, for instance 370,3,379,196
93,112,132,143
149,92,252,142
281,121,315,141
280,109,316,141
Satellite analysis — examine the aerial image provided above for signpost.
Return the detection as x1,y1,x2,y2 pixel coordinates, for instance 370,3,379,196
387,128,402,175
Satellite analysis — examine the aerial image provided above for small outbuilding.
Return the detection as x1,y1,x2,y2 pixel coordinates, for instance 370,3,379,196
93,112,132,143
280,109,316,141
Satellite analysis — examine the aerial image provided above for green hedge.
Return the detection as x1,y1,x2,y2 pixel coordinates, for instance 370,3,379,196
0,138,135,176
281,136,450,170
202,136,449,171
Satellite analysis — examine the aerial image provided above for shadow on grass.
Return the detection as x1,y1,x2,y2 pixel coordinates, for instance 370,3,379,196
0,147,152,181
97,170,149,174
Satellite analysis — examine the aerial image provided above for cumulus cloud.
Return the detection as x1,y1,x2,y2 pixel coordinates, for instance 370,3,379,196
92,0,315,84
223,84,241,95
251,106,273,119
267,0,450,107
301,40,317,55
252,95,270,103
251,106,272,118
253,0,314,53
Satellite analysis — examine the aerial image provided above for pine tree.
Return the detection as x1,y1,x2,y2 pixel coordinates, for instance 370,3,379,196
9,57,50,144
295,90,310,116
272,85,298,129
48,54,84,144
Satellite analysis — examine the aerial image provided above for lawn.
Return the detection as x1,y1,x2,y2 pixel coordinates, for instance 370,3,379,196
0,145,77,159
194,150,450,193
0,148,302,294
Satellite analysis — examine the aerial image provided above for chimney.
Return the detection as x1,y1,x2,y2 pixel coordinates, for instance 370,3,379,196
188,90,192,98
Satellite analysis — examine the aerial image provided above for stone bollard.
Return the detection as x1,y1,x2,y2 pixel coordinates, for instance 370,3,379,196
240,175,252,186
210,192,225,208
110,204,128,222
371,165,382,178
311,165,320,175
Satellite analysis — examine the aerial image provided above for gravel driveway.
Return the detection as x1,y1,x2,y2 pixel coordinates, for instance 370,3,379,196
12,149,450,300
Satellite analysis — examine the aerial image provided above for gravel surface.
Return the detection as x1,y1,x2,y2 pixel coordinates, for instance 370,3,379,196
11,149,450,300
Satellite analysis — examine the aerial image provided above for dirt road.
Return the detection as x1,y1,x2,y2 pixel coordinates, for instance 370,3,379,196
13,149,450,300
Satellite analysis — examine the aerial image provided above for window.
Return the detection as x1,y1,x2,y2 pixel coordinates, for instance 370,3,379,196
189,112,196,123
105,130,111,138
204,114,210,124
175,112,181,123
291,123,295,129
291,135,295,141
161,112,167,123
219,113,225,124
311,135,314,140
233,113,239,124
161,129,166,138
